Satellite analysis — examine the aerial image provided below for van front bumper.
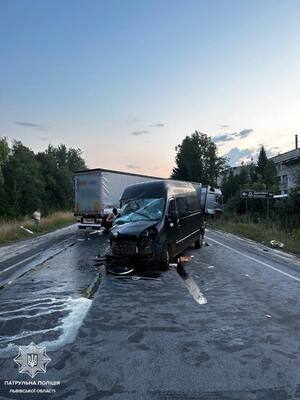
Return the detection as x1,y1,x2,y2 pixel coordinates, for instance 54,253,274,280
108,242,164,268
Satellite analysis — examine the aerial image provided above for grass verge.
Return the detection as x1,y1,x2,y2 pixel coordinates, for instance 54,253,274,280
210,216,300,255
0,212,76,245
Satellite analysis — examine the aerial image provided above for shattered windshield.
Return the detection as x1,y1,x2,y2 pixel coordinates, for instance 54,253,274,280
114,198,165,224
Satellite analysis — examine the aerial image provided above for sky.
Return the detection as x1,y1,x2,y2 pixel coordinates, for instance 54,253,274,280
1,0,300,177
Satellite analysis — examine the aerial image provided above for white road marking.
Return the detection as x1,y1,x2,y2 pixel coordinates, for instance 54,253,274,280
0,252,42,275
206,236,300,283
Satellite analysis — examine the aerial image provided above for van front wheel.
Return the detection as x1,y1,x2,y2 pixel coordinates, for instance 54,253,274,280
160,245,171,270
194,232,204,249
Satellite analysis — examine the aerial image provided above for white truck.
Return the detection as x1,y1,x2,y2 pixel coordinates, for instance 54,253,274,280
193,184,224,216
74,168,162,229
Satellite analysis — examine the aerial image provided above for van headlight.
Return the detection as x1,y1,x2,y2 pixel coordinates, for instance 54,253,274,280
141,227,158,243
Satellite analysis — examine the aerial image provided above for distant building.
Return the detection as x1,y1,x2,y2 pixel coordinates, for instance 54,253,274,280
270,136,300,195
217,135,300,195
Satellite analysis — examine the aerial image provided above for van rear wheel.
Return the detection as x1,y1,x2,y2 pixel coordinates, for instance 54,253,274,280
194,232,204,249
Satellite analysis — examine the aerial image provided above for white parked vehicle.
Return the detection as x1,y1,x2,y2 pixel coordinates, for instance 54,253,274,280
193,185,224,216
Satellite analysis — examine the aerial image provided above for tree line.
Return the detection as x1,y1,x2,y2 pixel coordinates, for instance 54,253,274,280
171,132,300,228
0,137,86,218
1,131,299,224
221,146,300,229
221,146,278,202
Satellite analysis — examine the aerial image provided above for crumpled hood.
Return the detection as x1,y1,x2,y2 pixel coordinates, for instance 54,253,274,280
110,220,158,238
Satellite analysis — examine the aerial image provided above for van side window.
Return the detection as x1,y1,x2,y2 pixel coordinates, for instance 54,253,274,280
186,195,200,212
176,197,189,217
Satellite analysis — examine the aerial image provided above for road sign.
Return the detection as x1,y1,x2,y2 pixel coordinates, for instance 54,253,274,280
240,190,273,199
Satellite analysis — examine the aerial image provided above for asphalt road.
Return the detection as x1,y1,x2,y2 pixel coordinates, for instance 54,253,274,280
0,227,300,399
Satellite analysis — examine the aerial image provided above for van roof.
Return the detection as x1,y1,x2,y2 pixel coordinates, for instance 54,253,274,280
120,180,196,201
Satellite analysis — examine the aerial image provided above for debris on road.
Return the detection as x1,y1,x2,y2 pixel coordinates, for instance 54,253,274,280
179,255,193,263
106,265,135,275
20,226,34,234
270,240,284,248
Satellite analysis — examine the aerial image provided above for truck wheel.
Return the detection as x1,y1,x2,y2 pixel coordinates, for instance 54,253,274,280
194,232,204,249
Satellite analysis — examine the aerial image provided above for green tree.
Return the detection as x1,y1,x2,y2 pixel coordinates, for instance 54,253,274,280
171,131,227,185
36,144,86,213
221,169,240,201
0,137,9,187
257,146,268,178
3,141,45,217
264,159,277,190
238,165,249,187
256,146,277,190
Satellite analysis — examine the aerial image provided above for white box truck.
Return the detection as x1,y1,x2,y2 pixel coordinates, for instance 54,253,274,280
74,168,162,229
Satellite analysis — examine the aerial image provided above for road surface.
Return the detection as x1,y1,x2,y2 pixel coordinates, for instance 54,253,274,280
0,227,299,399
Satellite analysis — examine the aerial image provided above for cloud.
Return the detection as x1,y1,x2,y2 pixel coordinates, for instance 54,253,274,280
131,130,149,136
126,164,140,169
237,128,253,139
213,128,254,143
16,121,49,131
264,145,278,158
224,147,256,166
212,133,236,143
126,118,139,124
221,125,230,128
156,123,165,127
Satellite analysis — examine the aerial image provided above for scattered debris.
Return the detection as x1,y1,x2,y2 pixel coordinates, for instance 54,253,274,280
270,240,284,248
207,265,215,269
20,226,34,235
179,256,193,263
106,266,135,275
245,274,249,277
204,242,210,246
265,314,272,318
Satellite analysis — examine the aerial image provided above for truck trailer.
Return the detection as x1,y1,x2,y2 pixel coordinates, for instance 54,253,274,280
74,168,163,229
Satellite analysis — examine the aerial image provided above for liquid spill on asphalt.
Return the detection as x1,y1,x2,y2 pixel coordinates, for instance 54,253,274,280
0,296,91,358
176,263,207,305
0,236,107,359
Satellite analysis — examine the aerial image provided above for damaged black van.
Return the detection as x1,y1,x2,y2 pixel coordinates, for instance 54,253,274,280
108,180,205,270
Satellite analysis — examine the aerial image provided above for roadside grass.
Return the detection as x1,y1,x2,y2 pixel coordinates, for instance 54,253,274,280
209,215,300,255
0,212,76,245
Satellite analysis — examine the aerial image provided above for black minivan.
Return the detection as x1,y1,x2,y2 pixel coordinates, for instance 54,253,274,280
108,180,205,270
